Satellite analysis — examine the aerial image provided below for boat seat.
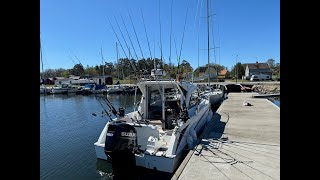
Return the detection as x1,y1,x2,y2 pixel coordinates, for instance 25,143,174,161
147,119,163,126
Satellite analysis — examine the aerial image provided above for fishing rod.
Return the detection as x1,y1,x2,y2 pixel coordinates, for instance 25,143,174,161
120,15,139,63
128,11,148,73
120,14,144,76
114,16,138,76
94,95,114,121
107,17,137,76
140,9,153,60
100,94,118,117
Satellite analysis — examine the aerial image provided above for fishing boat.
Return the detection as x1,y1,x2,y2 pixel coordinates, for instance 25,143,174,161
94,69,215,173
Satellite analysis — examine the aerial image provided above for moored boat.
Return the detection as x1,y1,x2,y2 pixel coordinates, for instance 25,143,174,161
94,69,216,173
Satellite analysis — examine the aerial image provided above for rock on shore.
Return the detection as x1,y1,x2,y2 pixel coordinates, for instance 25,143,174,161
251,84,280,94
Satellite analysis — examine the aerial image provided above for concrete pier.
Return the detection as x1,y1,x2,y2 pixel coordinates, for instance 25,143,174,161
172,93,280,180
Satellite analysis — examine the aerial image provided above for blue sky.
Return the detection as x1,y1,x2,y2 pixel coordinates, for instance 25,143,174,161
40,0,279,71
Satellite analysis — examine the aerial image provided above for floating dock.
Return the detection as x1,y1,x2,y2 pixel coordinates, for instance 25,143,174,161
252,93,280,98
172,93,280,180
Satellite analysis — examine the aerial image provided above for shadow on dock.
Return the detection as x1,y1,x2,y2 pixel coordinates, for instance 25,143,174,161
203,113,227,139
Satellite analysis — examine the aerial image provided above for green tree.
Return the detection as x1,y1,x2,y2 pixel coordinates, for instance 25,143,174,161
85,66,99,76
267,59,275,68
231,62,245,79
70,63,85,76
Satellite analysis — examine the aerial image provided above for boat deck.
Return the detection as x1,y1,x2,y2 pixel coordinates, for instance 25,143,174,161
172,92,280,180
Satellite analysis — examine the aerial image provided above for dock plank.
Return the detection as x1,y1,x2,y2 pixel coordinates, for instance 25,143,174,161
173,93,280,180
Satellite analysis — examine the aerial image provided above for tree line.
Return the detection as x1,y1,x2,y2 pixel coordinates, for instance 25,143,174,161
40,57,227,81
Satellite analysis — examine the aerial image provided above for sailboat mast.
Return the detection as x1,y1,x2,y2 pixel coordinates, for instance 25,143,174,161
100,47,105,77
207,0,210,86
40,38,44,82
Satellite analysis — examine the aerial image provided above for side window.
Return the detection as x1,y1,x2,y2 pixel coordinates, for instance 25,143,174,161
189,91,198,107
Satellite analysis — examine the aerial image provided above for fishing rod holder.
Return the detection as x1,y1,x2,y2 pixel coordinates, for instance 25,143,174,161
118,107,125,117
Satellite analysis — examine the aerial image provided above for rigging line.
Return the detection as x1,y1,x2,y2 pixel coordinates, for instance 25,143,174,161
178,6,189,66
217,145,279,169
140,9,153,60
223,132,279,145
197,149,232,180
193,0,200,28
198,146,234,164
120,14,139,61
230,140,280,147
216,148,278,179
217,141,280,160
228,141,280,153
204,146,256,180
173,35,179,74
242,162,278,180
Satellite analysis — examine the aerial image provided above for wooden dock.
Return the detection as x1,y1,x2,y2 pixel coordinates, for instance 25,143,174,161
252,93,280,98
172,93,280,180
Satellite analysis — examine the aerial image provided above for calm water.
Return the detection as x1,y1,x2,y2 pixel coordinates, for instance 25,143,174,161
268,97,280,107
40,93,140,180
40,93,280,179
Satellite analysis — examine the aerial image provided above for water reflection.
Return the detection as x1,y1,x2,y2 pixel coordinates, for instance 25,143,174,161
40,93,142,180
96,159,113,180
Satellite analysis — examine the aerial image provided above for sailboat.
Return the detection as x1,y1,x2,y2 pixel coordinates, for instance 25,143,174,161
201,0,226,109
40,37,49,94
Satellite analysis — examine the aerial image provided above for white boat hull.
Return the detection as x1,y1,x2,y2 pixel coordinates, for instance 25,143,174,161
94,106,212,173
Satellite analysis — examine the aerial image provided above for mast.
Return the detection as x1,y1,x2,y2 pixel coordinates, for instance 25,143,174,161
169,0,173,72
158,0,164,71
207,0,210,86
100,47,105,77
40,37,44,83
